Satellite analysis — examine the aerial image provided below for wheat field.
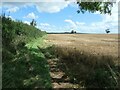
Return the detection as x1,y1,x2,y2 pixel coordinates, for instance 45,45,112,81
46,34,118,58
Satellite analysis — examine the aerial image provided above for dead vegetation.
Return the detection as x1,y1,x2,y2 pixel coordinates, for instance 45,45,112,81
46,34,118,57
52,46,119,87
45,34,119,88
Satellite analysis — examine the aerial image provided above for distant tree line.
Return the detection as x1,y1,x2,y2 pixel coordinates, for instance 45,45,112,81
71,30,76,34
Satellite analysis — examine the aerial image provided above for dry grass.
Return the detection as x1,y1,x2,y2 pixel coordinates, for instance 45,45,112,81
46,34,118,58
50,45,119,88
45,34,119,88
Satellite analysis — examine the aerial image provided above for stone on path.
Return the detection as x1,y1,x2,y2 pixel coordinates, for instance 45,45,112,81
48,58,79,88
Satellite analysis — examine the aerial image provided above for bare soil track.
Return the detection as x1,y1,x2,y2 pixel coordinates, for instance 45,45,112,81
46,34,118,57
48,58,79,88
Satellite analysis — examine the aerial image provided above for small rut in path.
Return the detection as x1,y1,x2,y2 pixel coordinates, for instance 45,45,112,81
48,58,79,88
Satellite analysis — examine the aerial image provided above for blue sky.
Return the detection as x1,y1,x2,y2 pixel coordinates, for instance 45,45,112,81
1,0,119,33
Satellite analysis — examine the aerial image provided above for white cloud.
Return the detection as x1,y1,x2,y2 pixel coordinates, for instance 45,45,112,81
5,15,15,21
40,23,50,26
64,19,77,29
3,1,74,13
64,2,118,33
37,22,69,32
36,2,70,13
36,1,118,33
64,19,86,30
37,22,51,31
101,3,118,29
6,7,19,13
2,2,32,8
23,21,30,25
24,12,38,19
2,1,118,33
94,11,101,15
2,0,76,2
87,2,118,33
76,21,85,25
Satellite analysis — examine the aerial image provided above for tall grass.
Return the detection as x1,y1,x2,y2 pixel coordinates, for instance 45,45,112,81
2,43,52,88
2,16,52,88
50,45,119,88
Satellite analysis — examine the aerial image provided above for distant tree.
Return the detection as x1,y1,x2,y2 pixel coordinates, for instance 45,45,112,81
71,30,76,34
74,31,76,33
105,29,110,34
30,19,37,26
71,30,74,33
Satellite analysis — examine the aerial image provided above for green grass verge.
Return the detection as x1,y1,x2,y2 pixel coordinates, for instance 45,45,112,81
26,35,47,49
2,35,52,88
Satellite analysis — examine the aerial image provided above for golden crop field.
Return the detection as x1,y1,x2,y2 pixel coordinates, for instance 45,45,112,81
46,34,118,58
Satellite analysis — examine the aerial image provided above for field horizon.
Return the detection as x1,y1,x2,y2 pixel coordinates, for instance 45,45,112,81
47,32,119,34
46,34,119,58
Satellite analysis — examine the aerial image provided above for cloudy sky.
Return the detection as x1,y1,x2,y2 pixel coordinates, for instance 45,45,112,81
1,0,119,33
